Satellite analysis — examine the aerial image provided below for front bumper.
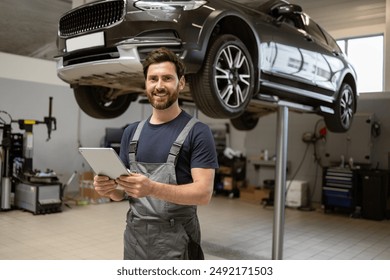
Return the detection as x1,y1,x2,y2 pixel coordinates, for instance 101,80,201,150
56,38,182,90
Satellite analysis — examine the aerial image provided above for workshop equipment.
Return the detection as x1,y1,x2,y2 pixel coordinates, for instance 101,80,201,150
0,123,12,210
13,96,57,174
0,97,61,214
15,182,62,215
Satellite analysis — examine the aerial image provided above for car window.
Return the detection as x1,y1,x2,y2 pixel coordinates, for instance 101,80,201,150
323,28,342,53
301,14,328,45
277,14,302,29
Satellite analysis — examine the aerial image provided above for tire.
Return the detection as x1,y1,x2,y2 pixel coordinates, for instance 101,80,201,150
74,86,135,119
324,83,355,133
190,34,255,118
230,111,259,131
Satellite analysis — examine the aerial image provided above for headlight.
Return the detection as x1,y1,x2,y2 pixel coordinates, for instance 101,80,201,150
134,0,207,11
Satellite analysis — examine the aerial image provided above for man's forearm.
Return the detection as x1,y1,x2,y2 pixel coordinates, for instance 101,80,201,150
150,180,212,206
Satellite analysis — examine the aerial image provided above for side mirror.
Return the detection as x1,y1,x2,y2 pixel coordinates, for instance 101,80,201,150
274,4,302,16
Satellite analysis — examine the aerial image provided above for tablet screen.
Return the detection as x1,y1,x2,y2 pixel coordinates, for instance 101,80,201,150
79,147,130,179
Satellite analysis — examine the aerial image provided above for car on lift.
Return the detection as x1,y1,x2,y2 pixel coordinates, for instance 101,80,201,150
56,0,358,132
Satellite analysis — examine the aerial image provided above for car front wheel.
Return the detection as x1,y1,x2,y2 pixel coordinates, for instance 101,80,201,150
324,83,355,133
74,86,135,119
190,34,255,118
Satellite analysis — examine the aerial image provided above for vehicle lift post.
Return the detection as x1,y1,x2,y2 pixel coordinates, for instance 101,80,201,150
267,100,315,260
272,105,288,260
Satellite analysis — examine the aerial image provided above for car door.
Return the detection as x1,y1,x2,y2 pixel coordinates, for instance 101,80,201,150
266,10,318,87
304,19,345,93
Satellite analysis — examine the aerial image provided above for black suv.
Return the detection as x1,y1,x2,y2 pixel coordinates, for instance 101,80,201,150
56,0,358,132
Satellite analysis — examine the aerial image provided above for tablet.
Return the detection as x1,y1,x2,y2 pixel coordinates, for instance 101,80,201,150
78,147,130,179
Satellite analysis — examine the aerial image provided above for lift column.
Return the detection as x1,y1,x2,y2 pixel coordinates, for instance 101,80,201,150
272,105,289,260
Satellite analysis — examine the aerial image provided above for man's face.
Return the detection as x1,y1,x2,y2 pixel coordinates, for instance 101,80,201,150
145,61,185,110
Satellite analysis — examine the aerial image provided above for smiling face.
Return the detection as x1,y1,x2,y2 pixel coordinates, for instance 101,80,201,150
145,61,185,110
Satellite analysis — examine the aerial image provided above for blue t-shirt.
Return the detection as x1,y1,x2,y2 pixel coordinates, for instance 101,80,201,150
119,110,219,185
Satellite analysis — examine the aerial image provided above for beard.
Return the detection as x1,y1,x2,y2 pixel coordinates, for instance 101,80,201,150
147,87,180,110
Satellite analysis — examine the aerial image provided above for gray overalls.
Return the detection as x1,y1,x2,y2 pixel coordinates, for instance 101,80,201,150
123,117,204,260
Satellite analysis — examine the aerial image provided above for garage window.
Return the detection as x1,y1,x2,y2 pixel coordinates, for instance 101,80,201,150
337,35,384,93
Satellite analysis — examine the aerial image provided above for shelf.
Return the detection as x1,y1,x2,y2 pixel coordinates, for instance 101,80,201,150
248,159,290,172
248,159,276,169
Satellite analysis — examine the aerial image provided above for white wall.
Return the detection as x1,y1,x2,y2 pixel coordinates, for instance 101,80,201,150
0,52,65,86
244,111,325,203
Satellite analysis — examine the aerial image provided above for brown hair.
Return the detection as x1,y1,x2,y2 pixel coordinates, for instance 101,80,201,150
142,47,186,79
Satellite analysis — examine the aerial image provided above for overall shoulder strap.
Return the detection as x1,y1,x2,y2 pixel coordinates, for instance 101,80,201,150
167,117,199,165
129,120,147,162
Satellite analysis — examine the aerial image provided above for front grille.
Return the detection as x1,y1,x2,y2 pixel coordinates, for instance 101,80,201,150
59,0,125,37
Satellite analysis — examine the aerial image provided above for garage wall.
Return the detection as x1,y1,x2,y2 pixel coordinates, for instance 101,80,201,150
244,92,390,205
244,111,324,204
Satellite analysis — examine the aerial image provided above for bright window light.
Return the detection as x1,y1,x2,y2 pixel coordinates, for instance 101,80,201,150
337,35,384,93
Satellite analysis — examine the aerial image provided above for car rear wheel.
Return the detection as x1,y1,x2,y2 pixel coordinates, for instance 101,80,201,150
190,34,255,118
230,111,259,131
324,83,355,133
74,86,135,119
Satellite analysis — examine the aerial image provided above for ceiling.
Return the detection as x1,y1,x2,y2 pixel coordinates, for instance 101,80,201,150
0,0,385,61
0,0,72,60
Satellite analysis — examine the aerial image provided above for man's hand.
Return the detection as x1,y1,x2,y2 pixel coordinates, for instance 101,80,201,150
116,173,153,199
93,175,124,201
115,168,214,205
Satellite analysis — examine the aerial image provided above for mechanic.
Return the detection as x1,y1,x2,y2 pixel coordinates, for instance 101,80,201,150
93,47,219,260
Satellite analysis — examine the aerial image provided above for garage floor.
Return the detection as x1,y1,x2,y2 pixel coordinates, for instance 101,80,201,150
0,196,389,260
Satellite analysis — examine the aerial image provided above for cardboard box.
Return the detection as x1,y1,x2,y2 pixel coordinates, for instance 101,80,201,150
239,186,271,204
79,171,106,202
80,171,94,181
286,180,308,207
218,166,232,175
223,176,233,191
